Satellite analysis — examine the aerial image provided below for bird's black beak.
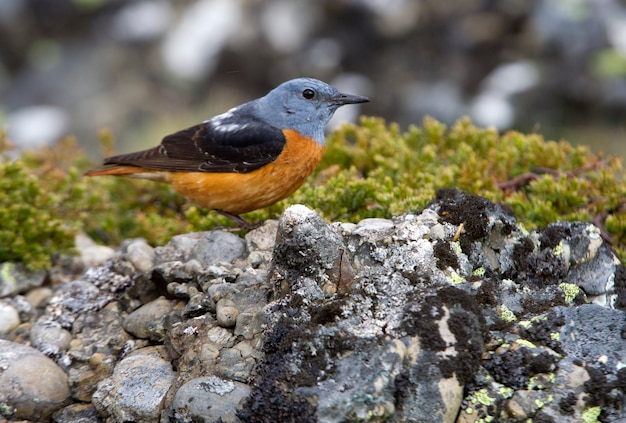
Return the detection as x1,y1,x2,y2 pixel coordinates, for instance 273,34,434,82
332,93,370,105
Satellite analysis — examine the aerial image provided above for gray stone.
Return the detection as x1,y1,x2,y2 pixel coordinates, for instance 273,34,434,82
154,232,203,263
0,340,70,420
75,232,117,267
92,346,175,422
52,403,101,423
217,346,256,382
0,262,46,297
123,296,173,341
216,298,239,328
125,239,155,272
0,301,20,334
189,230,246,266
233,308,266,340
245,219,279,251
171,376,250,423
30,319,72,355
24,286,53,309
556,304,626,371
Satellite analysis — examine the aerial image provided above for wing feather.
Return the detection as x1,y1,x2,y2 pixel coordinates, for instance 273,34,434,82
102,113,286,173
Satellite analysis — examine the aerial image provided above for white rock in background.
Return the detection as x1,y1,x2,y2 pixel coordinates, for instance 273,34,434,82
161,0,243,80
7,105,69,150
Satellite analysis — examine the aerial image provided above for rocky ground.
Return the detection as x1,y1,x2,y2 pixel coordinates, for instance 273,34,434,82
1,189,625,422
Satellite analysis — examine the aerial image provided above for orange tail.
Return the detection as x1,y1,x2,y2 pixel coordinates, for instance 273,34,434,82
84,166,166,181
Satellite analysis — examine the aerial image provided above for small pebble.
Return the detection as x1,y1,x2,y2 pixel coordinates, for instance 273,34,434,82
123,297,173,341
125,240,155,272
30,319,72,353
0,302,20,334
216,299,239,328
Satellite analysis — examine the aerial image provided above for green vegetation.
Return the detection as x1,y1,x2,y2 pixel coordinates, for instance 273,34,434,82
2,116,625,270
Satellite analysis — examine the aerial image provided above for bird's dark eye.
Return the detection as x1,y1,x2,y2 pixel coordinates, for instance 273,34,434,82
302,88,315,99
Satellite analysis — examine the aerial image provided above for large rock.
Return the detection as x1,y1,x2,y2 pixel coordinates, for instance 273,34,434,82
0,340,70,420
92,346,176,422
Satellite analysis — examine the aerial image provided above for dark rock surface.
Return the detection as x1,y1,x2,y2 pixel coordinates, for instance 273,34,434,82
1,190,625,422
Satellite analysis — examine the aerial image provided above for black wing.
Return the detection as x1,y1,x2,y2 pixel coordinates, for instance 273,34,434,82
103,115,286,173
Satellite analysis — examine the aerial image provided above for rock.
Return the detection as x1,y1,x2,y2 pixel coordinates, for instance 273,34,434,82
75,232,116,267
216,298,239,328
52,403,101,423
233,308,266,340
30,319,72,356
24,286,53,309
239,205,484,422
0,340,70,420
123,296,173,341
155,230,246,266
2,191,626,422
67,301,133,401
170,376,250,423
556,304,626,371
0,301,20,334
124,239,155,272
0,262,46,297
188,230,246,265
92,346,175,422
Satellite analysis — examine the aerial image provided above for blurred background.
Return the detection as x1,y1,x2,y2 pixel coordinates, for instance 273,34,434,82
1,0,625,159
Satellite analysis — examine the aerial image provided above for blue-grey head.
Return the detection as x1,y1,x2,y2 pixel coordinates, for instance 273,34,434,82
250,78,369,145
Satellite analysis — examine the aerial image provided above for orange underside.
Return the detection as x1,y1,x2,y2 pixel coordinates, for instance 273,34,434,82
87,129,326,215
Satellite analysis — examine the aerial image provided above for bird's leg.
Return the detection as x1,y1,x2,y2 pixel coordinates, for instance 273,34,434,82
215,210,263,230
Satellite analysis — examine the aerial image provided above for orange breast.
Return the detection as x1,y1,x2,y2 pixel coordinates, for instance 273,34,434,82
166,129,326,215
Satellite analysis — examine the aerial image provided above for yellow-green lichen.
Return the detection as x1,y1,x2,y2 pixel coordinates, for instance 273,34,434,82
472,267,486,276
515,339,537,349
581,406,602,423
472,388,496,407
553,240,565,256
499,386,514,399
499,305,517,323
559,283,581,303
550,332,561,342
449,271,464,285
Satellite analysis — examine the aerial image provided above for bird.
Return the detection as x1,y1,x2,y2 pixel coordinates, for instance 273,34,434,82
85,77,369,228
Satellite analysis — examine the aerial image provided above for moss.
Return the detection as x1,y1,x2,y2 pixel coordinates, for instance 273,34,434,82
0,159,76,270
2,116,626,269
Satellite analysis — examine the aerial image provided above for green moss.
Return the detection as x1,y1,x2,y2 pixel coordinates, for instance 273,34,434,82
3,116,626,269
0,160,76,270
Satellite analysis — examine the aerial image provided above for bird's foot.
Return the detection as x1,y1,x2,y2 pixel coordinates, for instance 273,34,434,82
216,210,263,230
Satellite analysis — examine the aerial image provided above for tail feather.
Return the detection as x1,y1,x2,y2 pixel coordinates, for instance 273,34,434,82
84,166,167,181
